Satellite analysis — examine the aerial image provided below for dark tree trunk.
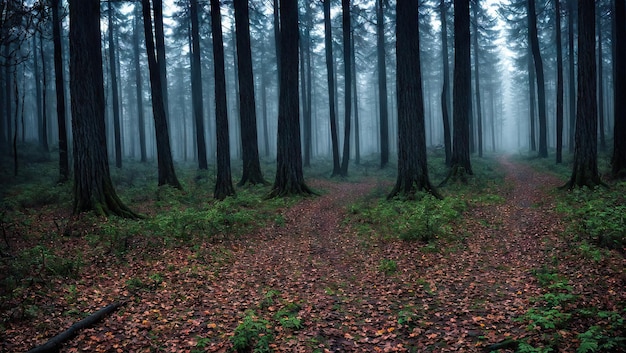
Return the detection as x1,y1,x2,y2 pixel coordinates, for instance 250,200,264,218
556,0,564,163
301,1,313,168
324,0,340,176
568,0,576,152
141,0,181,188
612,0,626,177
190,0,208,170
269,0,313,197
340,0,352,177
377,0,389,168
351,28,360,165
260,50,270,158
528,52,537,151
69,0,136,217
446,0,473,182
235,0,265,185
52,0,68,181
389,0,439,199
39,33,49,153
528,0,548,158
153,0,169,118
210,0,235,200
597,5,605,152
273,0,280,90
133,5,147,163
4,44,11,153
108,1,122,168
566,0,601,188
33,35,44,150
440,0,452,166
472,1,483,158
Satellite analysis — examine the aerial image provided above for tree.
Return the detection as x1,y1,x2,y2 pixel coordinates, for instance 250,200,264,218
68,0,136,217
528,0,548,158
234,0,265,185
300,1,313,168
565,0,601,188
52,0,69,181
472,0,483,158
141,0,181,188
133,4,147,163
446,0,473,182
190,0,208,170
269,0,313,197
555,0,564,163
210,0,235,200
340,0,352,177
567,0,575,152
323,0,341,176
376,0,389,169
388,0,439,199
439,0,452,166
107,0,122,168
612,0,626,177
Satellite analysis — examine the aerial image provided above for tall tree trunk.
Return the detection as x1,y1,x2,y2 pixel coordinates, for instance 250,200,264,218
528,51,537,151
556,0,564,163
235,0,265,185
108,1,122,168
340,0,352,177
299,30,310,167
301,1,313,168
210,0,235,200
528,0,548,158
273,0,280,90
612,0,626,176
4,44,12,153
351,29,360,165
69,0,136,217
472,1,483,158
566,0,601,188
39,34,49,152
440,0,452,166
260,49,270,158
568,0,576,152
141,0,181,188
133,4,147,163
324,0,341,176
597,5,605,152
190,0,208,170
377,0,389,168
33,35,44,150
269,0,313,197
447,0,473,182
153,0,169,118
389,0,439,199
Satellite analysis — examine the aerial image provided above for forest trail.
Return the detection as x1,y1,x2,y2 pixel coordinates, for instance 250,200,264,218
4,156,624,353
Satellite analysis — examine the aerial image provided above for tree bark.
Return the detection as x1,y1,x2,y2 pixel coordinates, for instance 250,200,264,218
351,28,360,165
340,0,352,177
472,1,483,158
38,33,50,153
52,0,69,181
69,0,137,217
389,0,439,199
528,0,548,158
269,0,313,197
376,0,389,169
528,51,537,151
612,0,626,177
133,4,147,163
568,0,576,153
210,0,235,200
324,0,341,176
440,0,452,166
153,0,169,118
235,0,265,185
556,0,564,163
141,0,181,189
108,1,122,168
190,0,208,170
597,5,605,152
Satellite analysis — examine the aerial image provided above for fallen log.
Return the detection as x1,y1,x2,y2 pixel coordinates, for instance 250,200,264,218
26,301,124,353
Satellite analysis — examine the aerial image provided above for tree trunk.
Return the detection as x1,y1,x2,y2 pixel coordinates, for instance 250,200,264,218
269,0,313,197
389,0,439,199
556,0,564,163
4,44,12,153
69,0,137,217
190,0,208,170
472,1,483,158
597,5,605,152
612,0,626,177
568,0,576,152
377,0,389,168
108,1,122,168
301,1,313,168
324,0,341,176
133,5,147,163
210,0,235,200
141,0,181,188
340,0,352,177
273,0,280,90
440,0,452,166
235,0,265,185
446,0,473,182
351,29,360,166
566,0,601,188
528,0,548,158
153,0,169,118
33,35,44,150
260,49,270,158
528,51,537,151
52,0,68,181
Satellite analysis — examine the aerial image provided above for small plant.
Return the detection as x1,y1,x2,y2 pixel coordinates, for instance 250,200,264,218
378,258,398,275
274,302,302,330
231,311,274,353
192,337,211,353
397,307,419,330
260,289,280,309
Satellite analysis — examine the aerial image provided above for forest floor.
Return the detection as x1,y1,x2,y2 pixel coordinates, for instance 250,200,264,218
1,155,625,352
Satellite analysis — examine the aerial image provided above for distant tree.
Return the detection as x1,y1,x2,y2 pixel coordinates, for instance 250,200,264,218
234,0,265,185
528,0,548,158
388,0,439,199
445,0,473,183
52,0,69,181
190,0,208,170
300,1,313,168
340,0,352,177
269,0,313,197
141,0,181,188
69,0,136,217
133,4,147,163
323,0,341,176
612,0,626,177
210,0,235,200
439,0,452,166
555,0,564,163
107,0,122,168
565,0,601,188
472,0,484,158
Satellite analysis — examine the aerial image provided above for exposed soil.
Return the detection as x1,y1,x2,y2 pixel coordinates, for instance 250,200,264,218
1,156,624,352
